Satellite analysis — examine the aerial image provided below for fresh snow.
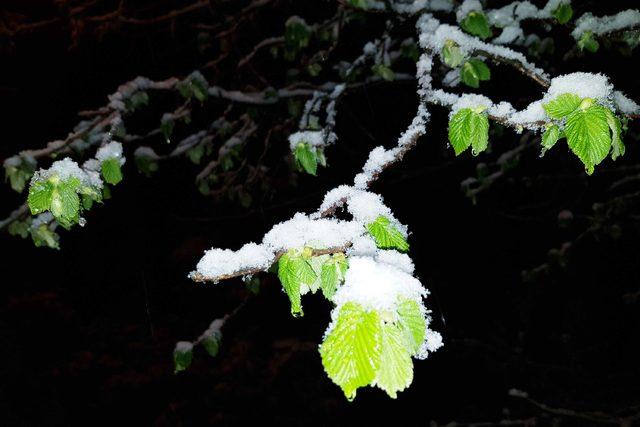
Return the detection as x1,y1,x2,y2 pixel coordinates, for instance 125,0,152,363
96,141,125,165
331,256,427,313
545,72,613,101
572,9,640,39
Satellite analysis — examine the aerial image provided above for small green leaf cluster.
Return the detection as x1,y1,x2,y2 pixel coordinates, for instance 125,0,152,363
28,174,100,229
578,31,600,53
294,142,326,176
173,320,225,373
440,40,490,88
3,156,36,193
8,215,60,250
371,63,395,81
278,248,348,316
448,106,490,156
125,91,149,112
284,16,312,61
319,297,426,399
177,71,209,102
542,93,624,174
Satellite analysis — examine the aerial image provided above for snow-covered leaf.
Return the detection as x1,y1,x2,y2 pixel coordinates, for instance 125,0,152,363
173,342,193,373
320,302,382,400
460,11,492,40
448,108,490,156
31,224,60,249
366,216,409,252
543,93,581,119
373,322,413,398
202,330,222,358
564,102,611,174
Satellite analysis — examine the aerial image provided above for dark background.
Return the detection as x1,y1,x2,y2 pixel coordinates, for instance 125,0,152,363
1,0,639,425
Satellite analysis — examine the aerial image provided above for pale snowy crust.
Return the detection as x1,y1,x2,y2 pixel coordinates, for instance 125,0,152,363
288,131,326,151
31,157,103,189
174,341,194,353
96,141,126,165
194,188,408,279
572,9,640,39
332,256,426,312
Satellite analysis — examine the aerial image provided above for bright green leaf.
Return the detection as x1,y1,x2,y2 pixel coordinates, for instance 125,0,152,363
366,216,409,252
278,250,317,316
320,253,349,299
28,181,54,215
50,178,80,222
564,102,611,174
448,108,490,156
396,297,426,355
460,60,490,88
31,224,60,249
543,93,582,119
294,143,318,176
373,322,414,398
320,302,382,400
460,11,492,40
101,158,123,185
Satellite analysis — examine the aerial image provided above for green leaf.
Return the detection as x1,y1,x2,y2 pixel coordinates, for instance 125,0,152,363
460,60,490,88
564,101,611,174
31,224,60,249
101,158,123,185
366,216,409,252
284,16,311,60
541,124,562,155
320,253,349,299
294,143,318,176
191,79,209,102
50,178,80,222
553,2,573,24
187,143,205,165
173,343,193,373
543,93,581,119
278,250,317,316
448,108,490,156
578,31,599,53
460,11,492,40
605,109,625,161
28,181,54,215
161,119,174,144
396,298,426,355
8,220,30,238
441,40,464,68
202,331,222,358
372,64,395,81
320,302,382,400
373,322,414,398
